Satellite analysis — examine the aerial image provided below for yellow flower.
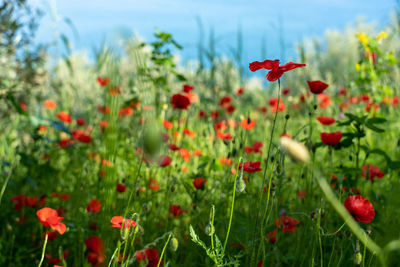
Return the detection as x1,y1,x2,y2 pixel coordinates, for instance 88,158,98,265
355,63,361,71
376,31,387,41
356,32,369,46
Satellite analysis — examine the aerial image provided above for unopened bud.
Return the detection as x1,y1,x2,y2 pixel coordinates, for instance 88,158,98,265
170,237,179,251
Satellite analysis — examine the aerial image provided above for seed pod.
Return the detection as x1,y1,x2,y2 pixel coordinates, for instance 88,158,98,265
170,237,179,252
354,252,362,265
205,223,215,236
280,137,310,163
236,178,246,193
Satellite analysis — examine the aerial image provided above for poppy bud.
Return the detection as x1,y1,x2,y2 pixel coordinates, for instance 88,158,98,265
170,237,179,252
308,112,312,116
285,114,290,120
280,137,310,164
204,223,215,236
354,252,362,265
170,185,176,192
313,105,317,110
236,178,246,193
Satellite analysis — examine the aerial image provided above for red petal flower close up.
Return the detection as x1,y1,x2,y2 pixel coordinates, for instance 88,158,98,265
317,116,336,125
344,195,375,223
249,59,306,82
36,207,66,235
307,80,329,94
320,131,343,146
171,94,191,110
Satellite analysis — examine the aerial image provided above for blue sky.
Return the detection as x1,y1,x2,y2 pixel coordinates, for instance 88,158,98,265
31,0,396,63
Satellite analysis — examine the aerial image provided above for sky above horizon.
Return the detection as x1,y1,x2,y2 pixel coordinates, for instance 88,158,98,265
31,0,396,64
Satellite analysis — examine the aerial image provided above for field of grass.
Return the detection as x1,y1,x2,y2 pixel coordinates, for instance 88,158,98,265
1,1,400,267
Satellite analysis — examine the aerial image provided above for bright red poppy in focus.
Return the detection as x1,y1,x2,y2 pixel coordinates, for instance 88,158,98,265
36,207,66,235
344,195,375,223
321,131,342,146
249,59,306,82
307,80,329,94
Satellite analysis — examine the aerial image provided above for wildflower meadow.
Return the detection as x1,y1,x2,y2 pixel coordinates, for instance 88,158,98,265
1,1,400,266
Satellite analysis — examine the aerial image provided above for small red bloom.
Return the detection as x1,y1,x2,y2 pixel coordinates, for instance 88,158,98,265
249,59,306,82
193,177,207,190
269,98,285,112
163,120,173,130
44,99,57,109
169,204,184,217
361,164,385,181
236,88,244,96
86,199,102,214
36,207,66,235
56,111,72,124
307,80,329,94
76,117,86,126
97,77,110,86
275,216,300,233
239,161,262,173
321,131,342,146
344,195,375,223
282,88,290,95
240,118,256,130
157,155,171,167
136,248,161,267
116,183,127,193
183,84,194,93
244,141,263,154
72,129,91,144
317,116,336,125
110,216,136,229
216,130,232,140
219,96,232,108
171,94,191,110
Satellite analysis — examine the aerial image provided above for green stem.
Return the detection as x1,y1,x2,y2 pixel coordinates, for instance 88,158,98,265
223,158,242,254
157,233,172,267
38,234,48,267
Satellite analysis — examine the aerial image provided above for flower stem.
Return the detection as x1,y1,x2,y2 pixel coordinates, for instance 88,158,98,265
157,233,172,267
38,233,48,267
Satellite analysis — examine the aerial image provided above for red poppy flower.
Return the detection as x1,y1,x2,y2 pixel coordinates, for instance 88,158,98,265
240,118,256,130
257,106,268,114
216,130,232,140
317,116,336,125
193,177,207,190
219,96,232,108
183,128,196,138
317,93,331,109
56,111,72,124
267,229,277,243
44,99,57,109
338,88,347,96
76,117,86,126
275,216,300,233
71,129,91,144
198,110,207,118
119,107,134,118
183,84,194,93
135,248,161,267
168,144,180,151
269,98,285,112
157,155,171,167
19,103,27,111
239,161,262,173
226,105,235,114
236,88,244,96
244,141,263,154
110,216,136,229
179,148,190,162
282,88,290,95
307,80,329,94
116,183,127,193
321,131,342,146
249,59,306,82
171,94,191,110
361,164,385,181
85,236,105,267
11,195,27,210
169,204,184,217
86,199,102,214
97,105,110,114
36,207,66,235
97,77,110,86
344,195,375,223
163,120,173,130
